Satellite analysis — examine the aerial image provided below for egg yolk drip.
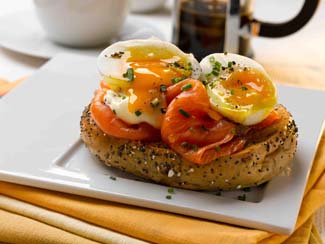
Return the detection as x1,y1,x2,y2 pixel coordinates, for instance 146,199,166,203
127,61,182,113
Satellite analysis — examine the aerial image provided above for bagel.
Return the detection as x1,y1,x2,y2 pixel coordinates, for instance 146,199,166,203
80,104,298,191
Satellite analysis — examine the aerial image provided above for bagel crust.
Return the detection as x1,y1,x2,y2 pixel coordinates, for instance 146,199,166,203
80,104,298,191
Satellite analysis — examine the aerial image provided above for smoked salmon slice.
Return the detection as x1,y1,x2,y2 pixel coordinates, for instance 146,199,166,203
161,79,245,164
90,89,160,141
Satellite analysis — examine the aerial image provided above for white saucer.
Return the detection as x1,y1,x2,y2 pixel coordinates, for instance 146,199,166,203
0,11,165,59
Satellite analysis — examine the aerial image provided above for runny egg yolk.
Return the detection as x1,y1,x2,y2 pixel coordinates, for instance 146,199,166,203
220,68,275,107
127,61,182,113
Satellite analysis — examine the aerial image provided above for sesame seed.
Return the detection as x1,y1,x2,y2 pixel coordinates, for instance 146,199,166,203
168,169,175,177
187,168,194,173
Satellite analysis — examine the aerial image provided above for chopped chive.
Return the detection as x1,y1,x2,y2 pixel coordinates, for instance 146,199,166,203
179,109,190,118
112,109,116,115
181,83,192,91
168,188,175,194
171,77,185,84
237,194,246,201
150,98,160,108
212,70,219,76
215,146,221,151
173,62,181,68
230,89,235,95
123,68,134,81
241,86,248,91
228,61,233,68
213,61,222,71
122,96,126,100
166,195,172,199
160,84,167,92
135,110,142,116
109,176,116,181
224,51,228,55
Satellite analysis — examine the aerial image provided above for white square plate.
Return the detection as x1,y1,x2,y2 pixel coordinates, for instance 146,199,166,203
0,53,324,234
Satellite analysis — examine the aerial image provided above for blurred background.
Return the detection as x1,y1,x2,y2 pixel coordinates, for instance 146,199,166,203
0,0,324,90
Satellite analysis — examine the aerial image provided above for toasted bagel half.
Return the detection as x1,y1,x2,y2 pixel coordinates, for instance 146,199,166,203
80,104,298,191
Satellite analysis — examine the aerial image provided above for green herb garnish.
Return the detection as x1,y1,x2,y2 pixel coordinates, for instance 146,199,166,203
181,83,192,91
230,89,235,95
135,110,142,116
160,84,167,92
123,68,134,81
172,77,185,84
166,195,172,200
215,146,221,151
173,62,181,68
228,61,233,68
179,109,190,118
109,176,117,181
241,86,248,91
212,70,219,76
168,188,175,194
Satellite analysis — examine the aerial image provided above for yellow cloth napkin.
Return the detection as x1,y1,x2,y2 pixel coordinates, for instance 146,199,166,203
0,78,24,97
0,80,324,244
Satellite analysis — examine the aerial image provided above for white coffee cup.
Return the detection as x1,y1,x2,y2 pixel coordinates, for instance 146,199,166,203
34,0,129,47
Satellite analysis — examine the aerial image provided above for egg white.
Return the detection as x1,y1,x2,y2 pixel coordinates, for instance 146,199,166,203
98,38,201,128
98,38,201,80
200,53,277,125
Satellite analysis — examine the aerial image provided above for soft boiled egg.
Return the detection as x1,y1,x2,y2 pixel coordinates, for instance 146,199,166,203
97,38,201,128
200,53,277,125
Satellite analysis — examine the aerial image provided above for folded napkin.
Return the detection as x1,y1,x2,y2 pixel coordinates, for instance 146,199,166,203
0,80,324,244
